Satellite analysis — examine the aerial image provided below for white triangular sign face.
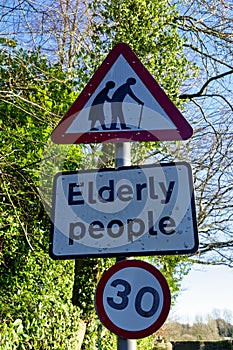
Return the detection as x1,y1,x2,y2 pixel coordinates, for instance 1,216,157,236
51,43,193,144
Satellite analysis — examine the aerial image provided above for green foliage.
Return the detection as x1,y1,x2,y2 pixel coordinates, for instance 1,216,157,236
90,0,192,105
0,41,82,263
215,318,233,338
172,341,233,350
80,317,116,350
138,335,156,349
153,255,192,302
0,42,84,349
0,250,82,349
165,316,233,342
204,341,233,350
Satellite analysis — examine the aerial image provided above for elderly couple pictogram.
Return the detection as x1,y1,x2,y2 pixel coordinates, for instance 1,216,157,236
89,77,144,131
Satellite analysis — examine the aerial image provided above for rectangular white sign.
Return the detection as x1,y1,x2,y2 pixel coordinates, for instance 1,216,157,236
50,162,198,259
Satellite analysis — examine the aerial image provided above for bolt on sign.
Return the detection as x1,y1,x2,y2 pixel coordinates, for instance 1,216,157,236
50,162,198,259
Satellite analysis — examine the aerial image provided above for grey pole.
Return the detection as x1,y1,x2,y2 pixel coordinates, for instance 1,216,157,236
115,142,131,168
115,142,137,350
117,337,136,350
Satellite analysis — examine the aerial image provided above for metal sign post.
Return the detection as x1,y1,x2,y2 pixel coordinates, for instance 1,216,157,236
115,142,131,168
117,337,136,350
50,42,197,350
115,142,136,350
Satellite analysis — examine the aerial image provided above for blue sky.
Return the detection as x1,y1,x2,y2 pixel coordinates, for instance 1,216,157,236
169,264,233,324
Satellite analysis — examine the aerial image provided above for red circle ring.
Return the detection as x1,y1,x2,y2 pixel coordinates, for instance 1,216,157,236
95,259,171,339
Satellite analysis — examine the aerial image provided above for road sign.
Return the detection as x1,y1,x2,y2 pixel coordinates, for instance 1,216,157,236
95,260,171,339
51,42,193,144
50,162,198,259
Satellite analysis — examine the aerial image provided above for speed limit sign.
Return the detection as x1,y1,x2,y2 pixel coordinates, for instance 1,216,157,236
95,260,171,339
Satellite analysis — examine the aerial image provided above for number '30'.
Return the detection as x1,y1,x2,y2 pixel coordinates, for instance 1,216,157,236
107,278,159,318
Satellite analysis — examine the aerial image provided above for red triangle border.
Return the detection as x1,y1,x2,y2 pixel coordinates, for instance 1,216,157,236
51,43,193,144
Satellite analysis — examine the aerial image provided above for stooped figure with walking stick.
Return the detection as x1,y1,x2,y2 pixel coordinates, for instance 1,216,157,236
88,81,116,131
110,77,144,130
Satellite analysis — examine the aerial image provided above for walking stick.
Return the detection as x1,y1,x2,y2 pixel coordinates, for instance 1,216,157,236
137,104,144,129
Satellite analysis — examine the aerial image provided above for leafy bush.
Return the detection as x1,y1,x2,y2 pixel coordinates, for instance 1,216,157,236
0,248,83,349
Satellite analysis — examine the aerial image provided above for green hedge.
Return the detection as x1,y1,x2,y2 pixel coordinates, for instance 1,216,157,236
172,341,233,350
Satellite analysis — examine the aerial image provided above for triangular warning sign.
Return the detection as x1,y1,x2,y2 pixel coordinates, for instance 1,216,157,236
51,43,193,144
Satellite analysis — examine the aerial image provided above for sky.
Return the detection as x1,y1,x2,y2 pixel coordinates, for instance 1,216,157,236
169,264,233,324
